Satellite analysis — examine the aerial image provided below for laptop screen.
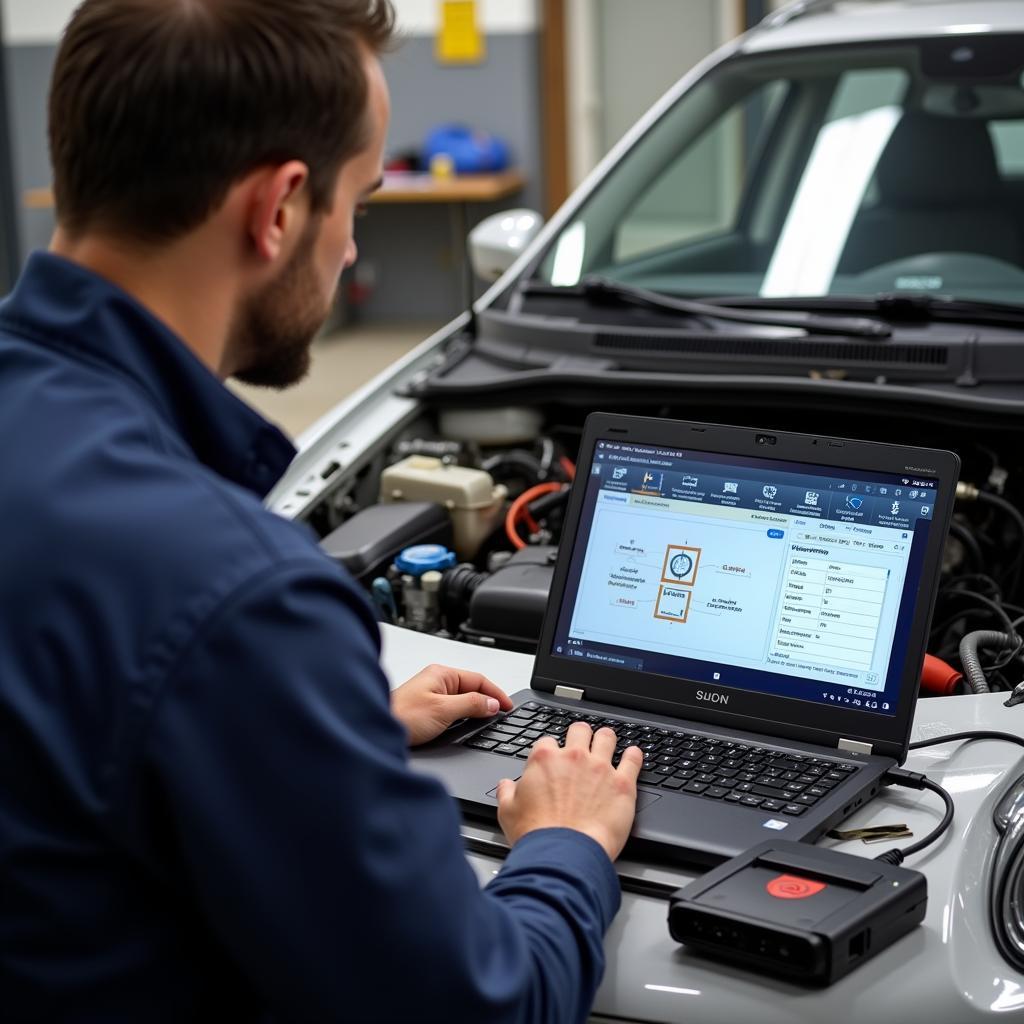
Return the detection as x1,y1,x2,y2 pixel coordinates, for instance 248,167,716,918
550,438,938,719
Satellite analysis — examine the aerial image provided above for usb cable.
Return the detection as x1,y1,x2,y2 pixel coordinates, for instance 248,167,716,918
874,766,954,866
885,731,1024,970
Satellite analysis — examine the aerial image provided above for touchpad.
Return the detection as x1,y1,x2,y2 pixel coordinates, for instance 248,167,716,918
635,791,662,812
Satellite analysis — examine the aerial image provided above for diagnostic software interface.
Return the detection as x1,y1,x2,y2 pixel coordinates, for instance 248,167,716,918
550,439,938,717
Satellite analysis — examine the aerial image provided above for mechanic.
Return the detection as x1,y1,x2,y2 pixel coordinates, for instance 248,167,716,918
0,2,645,1021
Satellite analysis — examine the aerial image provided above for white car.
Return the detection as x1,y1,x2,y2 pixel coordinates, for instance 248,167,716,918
272,6,1024,1015
271,0,1024,663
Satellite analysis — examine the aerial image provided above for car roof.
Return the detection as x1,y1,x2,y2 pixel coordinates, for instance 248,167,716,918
742,0,1024,54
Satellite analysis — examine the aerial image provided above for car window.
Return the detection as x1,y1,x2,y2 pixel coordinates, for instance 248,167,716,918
536,39,1024,306
613,81,788,263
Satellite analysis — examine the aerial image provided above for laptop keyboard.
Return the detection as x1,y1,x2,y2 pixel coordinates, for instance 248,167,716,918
464,701,858,817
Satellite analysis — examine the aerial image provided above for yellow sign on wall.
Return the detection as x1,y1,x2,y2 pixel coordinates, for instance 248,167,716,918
437,0,485,65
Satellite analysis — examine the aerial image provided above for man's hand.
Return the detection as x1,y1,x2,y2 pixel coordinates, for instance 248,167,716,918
496,723,643,861
391,664,513,747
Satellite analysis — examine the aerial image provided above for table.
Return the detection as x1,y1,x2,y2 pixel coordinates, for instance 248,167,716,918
379,623,1024,1024
24,171,526,210
368,170,526,309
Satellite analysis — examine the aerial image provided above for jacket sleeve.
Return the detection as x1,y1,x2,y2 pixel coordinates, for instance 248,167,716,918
139,558,621,1023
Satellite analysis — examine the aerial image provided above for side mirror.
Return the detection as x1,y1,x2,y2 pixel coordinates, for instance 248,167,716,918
468,209,544,283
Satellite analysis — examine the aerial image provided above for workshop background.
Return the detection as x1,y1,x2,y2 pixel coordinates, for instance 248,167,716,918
0,0,785,435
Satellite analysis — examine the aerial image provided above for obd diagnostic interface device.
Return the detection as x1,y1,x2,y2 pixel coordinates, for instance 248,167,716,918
668,840,927,985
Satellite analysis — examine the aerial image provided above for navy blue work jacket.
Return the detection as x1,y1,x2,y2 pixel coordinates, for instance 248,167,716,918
0,253,620,1022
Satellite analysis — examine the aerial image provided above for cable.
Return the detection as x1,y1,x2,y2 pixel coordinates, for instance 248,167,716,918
891,730,1024,970
991,782,1024,972
872,732,1024,868
504,482,565,550
908,730,1024,753
939,587,1016,635
874,770,954,866
977,490,1024,596
948,520,985,573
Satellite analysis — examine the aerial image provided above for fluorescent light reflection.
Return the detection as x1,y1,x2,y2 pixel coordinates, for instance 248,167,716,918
940,771,1001,794
992,979,1024,1013
551,221,586,287
645,984,702,996
760,105,901,298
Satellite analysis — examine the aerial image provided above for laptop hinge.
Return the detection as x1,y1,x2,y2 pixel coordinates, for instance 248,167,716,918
554,685,585,700
838,738,873,756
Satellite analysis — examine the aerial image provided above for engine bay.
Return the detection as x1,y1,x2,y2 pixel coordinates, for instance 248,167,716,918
306,398,1024,701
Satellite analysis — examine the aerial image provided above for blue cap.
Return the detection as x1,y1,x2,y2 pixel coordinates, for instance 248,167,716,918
394,544,457,576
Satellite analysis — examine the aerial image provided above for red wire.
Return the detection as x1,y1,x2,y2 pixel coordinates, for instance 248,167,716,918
559,455,576,480
505,482,565,550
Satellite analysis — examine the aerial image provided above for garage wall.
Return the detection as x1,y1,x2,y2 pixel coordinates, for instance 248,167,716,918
1,0,543,321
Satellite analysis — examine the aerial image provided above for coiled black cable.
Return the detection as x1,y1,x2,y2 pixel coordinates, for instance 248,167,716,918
897,732,1024,972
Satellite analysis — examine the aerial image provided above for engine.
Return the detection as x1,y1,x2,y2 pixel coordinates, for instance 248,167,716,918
312,403,1024,700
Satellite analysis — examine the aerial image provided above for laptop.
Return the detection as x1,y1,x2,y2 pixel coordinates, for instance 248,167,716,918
411,413,959,867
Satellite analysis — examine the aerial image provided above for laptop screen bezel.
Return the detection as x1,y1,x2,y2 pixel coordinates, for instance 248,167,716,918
531,412,960,763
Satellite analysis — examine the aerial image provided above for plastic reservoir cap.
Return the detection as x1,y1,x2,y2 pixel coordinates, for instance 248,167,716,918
395,544,457,576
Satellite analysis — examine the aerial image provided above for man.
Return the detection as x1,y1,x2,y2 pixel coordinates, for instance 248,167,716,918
0,1,644,1021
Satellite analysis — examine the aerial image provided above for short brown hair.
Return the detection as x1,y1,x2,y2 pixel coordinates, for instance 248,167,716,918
49,0,394,241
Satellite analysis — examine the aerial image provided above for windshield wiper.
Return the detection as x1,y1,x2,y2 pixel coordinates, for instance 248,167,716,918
708,292,1024,329
520,277,892,340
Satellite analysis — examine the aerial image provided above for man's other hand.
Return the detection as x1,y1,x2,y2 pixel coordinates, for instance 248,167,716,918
391,664,513,747
496,724,643,861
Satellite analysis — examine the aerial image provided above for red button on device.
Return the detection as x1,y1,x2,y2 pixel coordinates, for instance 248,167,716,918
766,874,827,899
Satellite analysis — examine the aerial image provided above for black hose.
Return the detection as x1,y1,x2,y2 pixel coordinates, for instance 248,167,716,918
939,587,1016,634
948,521,985,574
959,630,1019,694
977,491,1024,596
482,450,543,484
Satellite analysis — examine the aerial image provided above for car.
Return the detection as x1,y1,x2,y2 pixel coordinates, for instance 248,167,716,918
268,0,1024,686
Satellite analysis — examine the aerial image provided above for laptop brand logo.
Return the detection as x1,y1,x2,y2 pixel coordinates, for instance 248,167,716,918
696,690,729,705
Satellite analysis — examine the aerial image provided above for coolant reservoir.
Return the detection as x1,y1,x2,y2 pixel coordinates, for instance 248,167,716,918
380,456,507,559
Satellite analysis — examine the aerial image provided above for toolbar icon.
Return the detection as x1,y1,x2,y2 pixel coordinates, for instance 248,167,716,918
763,485,778,500
723,481,738,494
612,467,626,480
804,491,819,507
891,501,900,515
845,495,864,511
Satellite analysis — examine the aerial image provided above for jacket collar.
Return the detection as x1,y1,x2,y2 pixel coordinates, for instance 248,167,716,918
0,251,296,498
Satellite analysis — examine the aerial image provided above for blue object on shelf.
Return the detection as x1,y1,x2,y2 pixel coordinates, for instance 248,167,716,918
423,124,510,174
395,544,457,576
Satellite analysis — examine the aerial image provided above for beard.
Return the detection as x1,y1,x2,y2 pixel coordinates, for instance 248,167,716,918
229,218,334,389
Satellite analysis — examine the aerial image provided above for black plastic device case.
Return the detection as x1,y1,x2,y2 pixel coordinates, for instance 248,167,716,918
319,501,453,582
462,545,557,651
668,840,927,986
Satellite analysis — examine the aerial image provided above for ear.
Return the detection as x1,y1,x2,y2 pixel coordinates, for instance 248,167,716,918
246,160,310,263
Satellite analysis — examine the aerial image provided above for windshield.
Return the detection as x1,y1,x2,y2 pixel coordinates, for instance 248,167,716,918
535,36,1024,306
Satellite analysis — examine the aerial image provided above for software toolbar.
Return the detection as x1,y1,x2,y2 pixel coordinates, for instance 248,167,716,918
593,446,934,531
